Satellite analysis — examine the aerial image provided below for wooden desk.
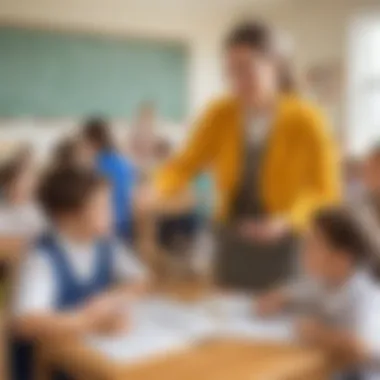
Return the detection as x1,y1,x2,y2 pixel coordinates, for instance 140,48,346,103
41,337,332,380
39,282,334,380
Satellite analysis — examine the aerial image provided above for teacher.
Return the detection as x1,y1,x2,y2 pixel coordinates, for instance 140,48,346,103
140,21,341,290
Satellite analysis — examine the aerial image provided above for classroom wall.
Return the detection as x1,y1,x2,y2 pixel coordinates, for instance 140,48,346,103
0,0,240,115
2,0,378,157
0,0,241,158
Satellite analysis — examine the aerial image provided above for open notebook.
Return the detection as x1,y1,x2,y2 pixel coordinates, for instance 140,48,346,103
86,294,295,363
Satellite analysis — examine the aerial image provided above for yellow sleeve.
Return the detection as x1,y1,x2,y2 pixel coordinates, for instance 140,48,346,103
288,107,342,230
154,100,224,196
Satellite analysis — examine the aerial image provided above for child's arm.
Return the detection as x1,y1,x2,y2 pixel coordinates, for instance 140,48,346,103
296,318,369,363
0,236,27,263
12,249,127,340
257,278,318,316
13,302,125,340
256,287,290,316
13,310,88,339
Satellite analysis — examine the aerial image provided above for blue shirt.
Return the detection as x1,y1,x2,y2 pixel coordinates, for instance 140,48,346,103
97,150,137,238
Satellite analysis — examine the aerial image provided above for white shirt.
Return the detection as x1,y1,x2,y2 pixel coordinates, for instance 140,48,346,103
245,113,272,146
0,202,45,239
13,237,148,316
288,270,380,379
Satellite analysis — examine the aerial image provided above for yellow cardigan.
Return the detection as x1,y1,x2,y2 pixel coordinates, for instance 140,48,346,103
155,94,341,230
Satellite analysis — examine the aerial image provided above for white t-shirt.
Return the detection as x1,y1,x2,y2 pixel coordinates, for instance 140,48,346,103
288,270,380,379
0,202,45,239
245,113,272,146
13,237,148,316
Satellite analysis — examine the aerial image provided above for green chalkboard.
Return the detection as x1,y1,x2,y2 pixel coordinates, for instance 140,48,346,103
0,27,188,120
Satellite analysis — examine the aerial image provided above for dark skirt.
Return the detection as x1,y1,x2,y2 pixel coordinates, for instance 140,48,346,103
214,225,297,291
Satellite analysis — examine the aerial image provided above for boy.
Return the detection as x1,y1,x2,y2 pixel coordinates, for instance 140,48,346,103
81,118,137,242
0,153,44,244
257,207,380,379
11,166,148,380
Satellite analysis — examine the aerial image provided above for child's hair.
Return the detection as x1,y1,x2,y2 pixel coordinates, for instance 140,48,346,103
51,137,80,169
37,166,107,218
0,157,25,191
312,206,371,263
82,117,114,151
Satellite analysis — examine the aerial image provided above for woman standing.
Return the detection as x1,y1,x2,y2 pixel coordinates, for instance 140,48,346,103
139,21,341,290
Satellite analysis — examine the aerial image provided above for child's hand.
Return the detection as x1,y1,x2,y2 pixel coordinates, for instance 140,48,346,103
256,291,286,317
296,317,324,343
83,295,129,335
94,312,130,335
86,293,124,315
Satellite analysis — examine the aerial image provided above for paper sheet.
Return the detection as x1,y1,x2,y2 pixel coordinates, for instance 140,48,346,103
86,294,294,362
198,293,295,342
86,296,217,362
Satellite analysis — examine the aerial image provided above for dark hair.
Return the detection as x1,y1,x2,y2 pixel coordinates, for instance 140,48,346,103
0,157,25,190
225,21,296,93
82,117,114,151
37,166,107,218
312,207,371,263
52,138,80,169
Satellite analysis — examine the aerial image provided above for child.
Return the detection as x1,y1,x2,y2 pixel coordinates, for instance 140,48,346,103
50,137,91,170
11,166,148,380
257,207,380,378
81,118,137,242
0,153,44,246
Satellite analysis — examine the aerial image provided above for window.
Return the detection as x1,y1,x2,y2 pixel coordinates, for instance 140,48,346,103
348,16,380,155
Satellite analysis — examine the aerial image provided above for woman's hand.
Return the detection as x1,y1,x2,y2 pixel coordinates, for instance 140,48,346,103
239,217,289,243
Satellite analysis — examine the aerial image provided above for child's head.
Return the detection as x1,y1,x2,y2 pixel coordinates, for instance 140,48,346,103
0,155,36,204
52,137,91,169
81,117,114,157
364,144,380,194
37,166,111,240
303,207,369,284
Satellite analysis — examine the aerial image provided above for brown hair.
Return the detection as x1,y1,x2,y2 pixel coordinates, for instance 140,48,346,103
37,166,107,218
225,21,296,93
312,207,371,263
0,157,25,190
82,117,114,151
51,138,80,169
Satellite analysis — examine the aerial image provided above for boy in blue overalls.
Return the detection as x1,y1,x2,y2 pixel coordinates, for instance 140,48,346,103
11,166,149,380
